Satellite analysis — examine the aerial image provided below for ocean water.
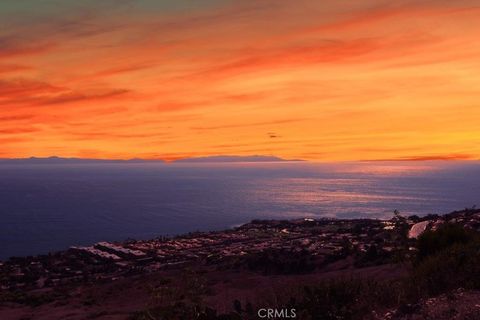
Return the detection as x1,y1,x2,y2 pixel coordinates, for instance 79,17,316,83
1,161,479,260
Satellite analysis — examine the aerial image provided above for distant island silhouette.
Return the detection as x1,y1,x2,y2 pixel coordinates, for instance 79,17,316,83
0,156,163,164
174,155,304,163
0,155,303,164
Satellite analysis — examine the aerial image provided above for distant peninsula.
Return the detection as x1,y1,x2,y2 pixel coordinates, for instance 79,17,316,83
173,155,303,163
0,155,303,164
0,156,164,164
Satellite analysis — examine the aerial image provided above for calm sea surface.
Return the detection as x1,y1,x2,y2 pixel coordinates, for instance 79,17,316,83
1,161,479,259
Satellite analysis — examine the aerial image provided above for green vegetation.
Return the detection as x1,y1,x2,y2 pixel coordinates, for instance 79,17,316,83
272,224,480,319
416,223,477,262
411,224,480,296
281,279,401,320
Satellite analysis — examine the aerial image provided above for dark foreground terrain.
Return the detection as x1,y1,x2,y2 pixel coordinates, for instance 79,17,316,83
2,207,480,319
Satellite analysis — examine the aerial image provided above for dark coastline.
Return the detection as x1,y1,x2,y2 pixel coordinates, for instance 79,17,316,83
2,207,480,319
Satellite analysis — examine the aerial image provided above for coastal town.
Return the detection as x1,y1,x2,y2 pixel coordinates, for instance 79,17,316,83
2,208,480,294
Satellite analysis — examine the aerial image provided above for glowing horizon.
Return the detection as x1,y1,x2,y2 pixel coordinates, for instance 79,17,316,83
1,0,480,161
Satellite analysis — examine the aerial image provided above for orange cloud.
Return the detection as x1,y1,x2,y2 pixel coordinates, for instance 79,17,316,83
0,64,32,74
372,154,476,161
38,89,130,106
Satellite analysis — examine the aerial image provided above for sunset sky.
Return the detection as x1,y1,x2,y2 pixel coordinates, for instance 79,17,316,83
1,0,480,161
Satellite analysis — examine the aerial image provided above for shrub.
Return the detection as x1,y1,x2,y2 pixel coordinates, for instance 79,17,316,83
411,242,480,296
416,223,477,262
269,278,401,320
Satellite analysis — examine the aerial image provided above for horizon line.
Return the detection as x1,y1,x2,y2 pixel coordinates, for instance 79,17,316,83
0,155,479,163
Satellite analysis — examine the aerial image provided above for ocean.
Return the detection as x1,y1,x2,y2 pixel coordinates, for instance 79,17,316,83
1,161,479,260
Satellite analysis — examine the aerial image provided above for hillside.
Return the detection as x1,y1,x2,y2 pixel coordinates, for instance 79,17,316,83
1,208,480,319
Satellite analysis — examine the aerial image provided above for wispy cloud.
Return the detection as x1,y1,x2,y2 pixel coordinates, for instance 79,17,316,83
191,119,303,131
0,36,54,58
372,154,476,161
38,89,130,106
